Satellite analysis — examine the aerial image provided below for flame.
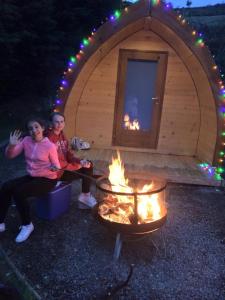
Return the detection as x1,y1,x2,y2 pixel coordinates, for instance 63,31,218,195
124,114,140,130
109,151,129,191
137,184,161,222
99,151,164,224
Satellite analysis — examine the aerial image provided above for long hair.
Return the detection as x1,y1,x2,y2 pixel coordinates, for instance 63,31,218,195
50,112,65,122
25,117,47,136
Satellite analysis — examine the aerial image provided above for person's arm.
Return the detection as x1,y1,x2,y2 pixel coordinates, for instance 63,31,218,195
66,149,81,164
5,130,24,159
49,144,61,169
58,132,81,169
67,146,91,169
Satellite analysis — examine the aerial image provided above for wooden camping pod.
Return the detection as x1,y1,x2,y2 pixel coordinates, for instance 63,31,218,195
57,0,223,184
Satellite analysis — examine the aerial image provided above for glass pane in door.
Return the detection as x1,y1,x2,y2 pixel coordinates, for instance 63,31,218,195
123,59,157,131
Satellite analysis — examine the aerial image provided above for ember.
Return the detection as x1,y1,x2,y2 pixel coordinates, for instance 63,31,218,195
98,152,166,225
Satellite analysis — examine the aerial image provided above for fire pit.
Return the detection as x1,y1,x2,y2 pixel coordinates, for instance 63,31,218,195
95,152,167,259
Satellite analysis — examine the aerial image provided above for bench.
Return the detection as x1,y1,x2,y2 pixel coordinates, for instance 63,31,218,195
35,182,72,220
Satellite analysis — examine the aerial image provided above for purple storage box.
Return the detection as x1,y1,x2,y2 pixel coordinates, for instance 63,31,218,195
35,182,72,220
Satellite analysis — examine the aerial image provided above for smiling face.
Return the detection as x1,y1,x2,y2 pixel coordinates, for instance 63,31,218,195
27,121,45,142
52,114,65,134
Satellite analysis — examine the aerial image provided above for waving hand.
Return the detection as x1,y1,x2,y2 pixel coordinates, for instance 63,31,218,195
9,130,22,146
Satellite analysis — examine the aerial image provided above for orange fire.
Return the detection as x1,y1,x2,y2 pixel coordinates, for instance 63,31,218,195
124,114,140,130
98,152,165,224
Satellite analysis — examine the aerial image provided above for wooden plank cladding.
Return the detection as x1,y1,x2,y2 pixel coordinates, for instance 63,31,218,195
63,0,219,170
73,28,200,157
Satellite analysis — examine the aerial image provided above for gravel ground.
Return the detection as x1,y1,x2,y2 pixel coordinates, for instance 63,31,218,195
0,146,225,299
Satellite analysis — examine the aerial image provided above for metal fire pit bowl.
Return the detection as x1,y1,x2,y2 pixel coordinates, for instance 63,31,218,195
95,176,167,235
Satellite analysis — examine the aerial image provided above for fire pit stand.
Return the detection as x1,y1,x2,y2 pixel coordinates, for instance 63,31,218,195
113,229,166,260
95,176,167,260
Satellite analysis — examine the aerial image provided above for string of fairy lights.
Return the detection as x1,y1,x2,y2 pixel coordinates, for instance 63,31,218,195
53,0,225,181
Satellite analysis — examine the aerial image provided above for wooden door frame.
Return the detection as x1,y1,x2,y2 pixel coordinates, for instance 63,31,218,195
112,49,168,148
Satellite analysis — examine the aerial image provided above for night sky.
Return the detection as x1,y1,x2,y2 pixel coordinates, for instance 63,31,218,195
171,0,224,7
126,0,224,7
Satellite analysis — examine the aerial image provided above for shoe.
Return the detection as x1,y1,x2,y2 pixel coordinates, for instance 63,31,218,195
15,223,34,243
78,193,97,209
0,223,5,232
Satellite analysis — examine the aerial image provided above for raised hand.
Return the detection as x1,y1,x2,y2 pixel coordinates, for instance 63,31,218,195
9,130,22,146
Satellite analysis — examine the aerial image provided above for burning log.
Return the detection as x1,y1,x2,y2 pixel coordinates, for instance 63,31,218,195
97,151,167,226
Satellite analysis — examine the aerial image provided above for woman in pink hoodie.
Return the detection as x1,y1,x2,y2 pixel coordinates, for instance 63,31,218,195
0,118,60,243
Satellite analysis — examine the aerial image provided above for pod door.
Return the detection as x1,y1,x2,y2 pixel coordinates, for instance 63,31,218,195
113,49,168,148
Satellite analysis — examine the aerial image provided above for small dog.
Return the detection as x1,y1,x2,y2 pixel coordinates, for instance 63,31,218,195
70,137,90,151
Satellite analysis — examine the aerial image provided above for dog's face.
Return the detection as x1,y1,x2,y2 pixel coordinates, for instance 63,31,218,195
70,137,90,151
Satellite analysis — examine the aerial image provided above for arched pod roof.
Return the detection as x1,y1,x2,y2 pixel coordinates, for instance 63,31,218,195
56,0,224,176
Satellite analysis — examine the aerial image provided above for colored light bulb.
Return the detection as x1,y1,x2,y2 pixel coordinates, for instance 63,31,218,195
70,56,76,63
196,38,204,47
216,167,224,173
152,0,160,5
56,99,62,105
215,174,222,180
114,10,121,19
83,38,89,46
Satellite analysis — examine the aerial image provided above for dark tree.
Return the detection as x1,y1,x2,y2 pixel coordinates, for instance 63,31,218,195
0,0,120,124
186,0,192,8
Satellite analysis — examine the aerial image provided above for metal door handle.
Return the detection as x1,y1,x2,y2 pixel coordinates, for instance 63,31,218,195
152,97,160,104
